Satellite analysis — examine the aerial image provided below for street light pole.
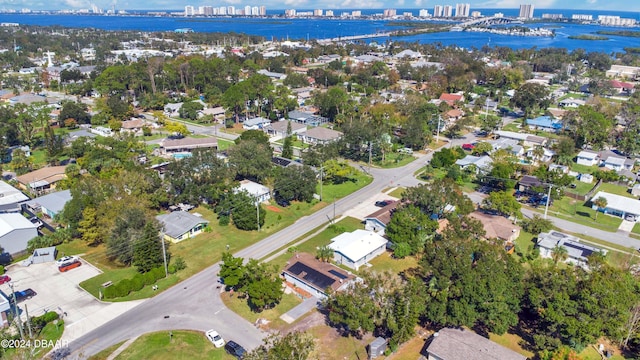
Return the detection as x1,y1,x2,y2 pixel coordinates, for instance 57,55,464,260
544,184,553,219
9,283,24,340
160,228,168,278
436,114,441,144
319,165,323,201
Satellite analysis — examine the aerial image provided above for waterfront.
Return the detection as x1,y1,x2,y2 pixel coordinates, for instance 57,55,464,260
0,11,639,52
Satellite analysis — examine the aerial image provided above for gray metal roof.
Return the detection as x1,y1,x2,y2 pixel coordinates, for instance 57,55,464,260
426,328,527,360
25,189,72,215
156,211,209,238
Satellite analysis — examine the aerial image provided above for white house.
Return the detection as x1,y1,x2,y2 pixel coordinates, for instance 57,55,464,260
0,181,29,213
363,201,399,235
242,117,271,130
236,180,271,204
0,213,38,255
600,152,634,171
537,231,607,268
328,229,388,270
591,191,640,222
454,155,493,174
576,150,599,166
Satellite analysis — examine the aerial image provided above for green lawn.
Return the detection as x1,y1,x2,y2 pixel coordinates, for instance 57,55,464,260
633,223,640,235
568,180,596,196
545,197,623,232
373,152,416,168
570,163,599,174
514,231,536,259
75,172,371,302
216,138,234,151
88,341,126,360
502,121,522,132
30,149,47,167
366,251,418,274
3,319,65,359
114,330,230,360
597,182,634,198
387,187,405,199
220,291,302,328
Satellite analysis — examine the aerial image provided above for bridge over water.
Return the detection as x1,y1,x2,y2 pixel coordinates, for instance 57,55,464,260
459,16,522,27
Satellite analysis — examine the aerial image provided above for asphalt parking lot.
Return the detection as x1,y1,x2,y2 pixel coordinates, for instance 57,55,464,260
1,259,143,342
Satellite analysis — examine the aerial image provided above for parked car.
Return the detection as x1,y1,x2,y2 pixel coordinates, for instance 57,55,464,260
56,256,77,266
13,289,36,303
225,340,246,359
205,329,225,348
0,275,10,285
58,260,81,272
374,200,393,207
462,143,475,151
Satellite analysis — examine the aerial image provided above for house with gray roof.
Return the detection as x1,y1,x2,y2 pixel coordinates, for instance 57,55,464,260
288,110,328,127
536,231,607,268
0,181,29,213
454,155,493,174
156,211,209,243
24,189,72,218
591,191,640,222
0,213,38,255
263,120,307,138
242,117,271,130
298,127,343,145
599,151,634,171
424,327,526,360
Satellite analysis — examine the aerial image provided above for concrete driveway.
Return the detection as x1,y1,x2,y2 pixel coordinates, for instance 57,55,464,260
3,259,143,343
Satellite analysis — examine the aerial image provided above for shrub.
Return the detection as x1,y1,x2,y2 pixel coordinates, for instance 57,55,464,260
42,311,59,323
219,215,230,226
143,271,156,286
150,267,165,281
116,279,132,297
173,257,186,271
168,265,176,274
0,265,5,275
103,285,116,299
131,274,145,291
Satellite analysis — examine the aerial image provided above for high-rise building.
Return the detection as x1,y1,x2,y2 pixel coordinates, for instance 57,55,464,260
471,11,481,17
218,6,227,15
433,5,443,17
227,6,235,16
455,3,470,18
519,4,534,19
202,6,213,15
325,10,334,16
384,9,397,17
285,9,296,17
352,10,361,17
244,6,251,15
184,5,195,16
419,9,430,17
252,7,259,15
443,5,453,17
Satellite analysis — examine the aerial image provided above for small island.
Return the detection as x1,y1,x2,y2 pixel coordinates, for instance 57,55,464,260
596,30,640,37
568,34,609,40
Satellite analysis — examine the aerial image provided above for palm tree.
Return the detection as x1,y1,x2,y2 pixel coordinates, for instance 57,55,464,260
552,245,569,264
316,245,334,263
532,145,545,165
593,196,608,220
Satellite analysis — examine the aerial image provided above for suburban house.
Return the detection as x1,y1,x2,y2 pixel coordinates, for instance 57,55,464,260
156,211,209,243
526,147,555,163
599,151,634,171
363,200,399,235
263,120,307,138
454,155,493,174
163,102,183,116
271,156,303,168
328,229,388,270
288,110,328,127
591,191,640,222
0,213,38,255
537,231,607,268
445,109,463,122
24,189,72,218
120,118,154,134
282,252,355,300
632,184,640,197
393,49,423,59
423,327,526,360
16,166,67,194
525,115,562,132
236,179,271,204
610,80,635,95
159,137,218,155
494,131,548,147
489,138,524,157
199,106,226,123
559,98,586,108
549,163,569,174
439,93,463,107
242,117,271,130
518,175,543,193
0,181,29,213
257,69,286,80
576,150,599,167
468,211,521,252
606,64,640,79
298,127,343,145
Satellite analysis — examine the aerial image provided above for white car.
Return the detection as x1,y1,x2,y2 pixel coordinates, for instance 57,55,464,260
205,329,225,348
56,256,77,266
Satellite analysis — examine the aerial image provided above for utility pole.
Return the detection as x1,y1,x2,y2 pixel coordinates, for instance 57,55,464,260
319,165,323,201
160,229,168,278
9,283,24,340
368,141,372,173
435,114,442,144
24,304,32,339
256,193,260,232
544,184,553,220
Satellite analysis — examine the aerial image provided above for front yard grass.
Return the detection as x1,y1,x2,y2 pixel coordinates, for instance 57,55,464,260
374,152,416,168
216,138,234,151
544,197,623,232
75,172,372,301
597,182,634,198
570,163,599,174
488,332,535,359
568,180,595,196
633,222,640,235
113,330,228,360
366,251,418,274
387,187,405,199
220,291,302,329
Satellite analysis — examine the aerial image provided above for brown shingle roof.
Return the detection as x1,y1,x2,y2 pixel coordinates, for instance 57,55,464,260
16,166,67,188
302,127,343,141
364,200,399,226
160,137,218,151
468,211,520,241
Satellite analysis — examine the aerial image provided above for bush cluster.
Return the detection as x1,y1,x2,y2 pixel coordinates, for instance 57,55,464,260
103,266,167,299
30,311,59,333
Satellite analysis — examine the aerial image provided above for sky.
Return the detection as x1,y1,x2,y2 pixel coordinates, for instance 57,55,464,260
2,0,639,12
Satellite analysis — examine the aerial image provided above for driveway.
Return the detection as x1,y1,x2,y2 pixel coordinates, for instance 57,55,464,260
3,259,143,343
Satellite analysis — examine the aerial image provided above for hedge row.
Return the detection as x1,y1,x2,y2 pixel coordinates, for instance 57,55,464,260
103,267,170,299
30,311,59,333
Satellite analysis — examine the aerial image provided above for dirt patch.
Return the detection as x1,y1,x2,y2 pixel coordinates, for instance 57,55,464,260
284,310,326,335
266,205,283,213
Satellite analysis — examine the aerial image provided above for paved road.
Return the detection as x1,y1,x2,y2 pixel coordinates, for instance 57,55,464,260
67,125,640,358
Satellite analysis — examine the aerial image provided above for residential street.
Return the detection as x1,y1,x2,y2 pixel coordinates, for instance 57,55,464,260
67,127,640,358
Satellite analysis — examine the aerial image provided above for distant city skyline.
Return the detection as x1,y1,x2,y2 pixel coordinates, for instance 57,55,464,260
1,0,638,12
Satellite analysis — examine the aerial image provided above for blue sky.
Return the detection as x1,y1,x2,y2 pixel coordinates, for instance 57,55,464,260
3,0,639,11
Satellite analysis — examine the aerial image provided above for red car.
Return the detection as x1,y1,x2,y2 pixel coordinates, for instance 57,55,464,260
462,143,475,151
0,275,11,285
